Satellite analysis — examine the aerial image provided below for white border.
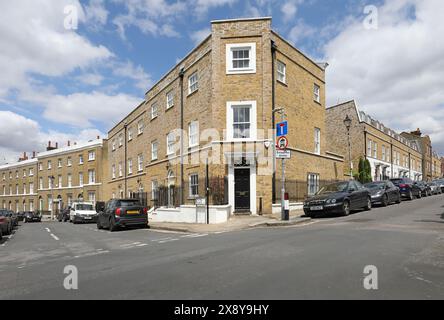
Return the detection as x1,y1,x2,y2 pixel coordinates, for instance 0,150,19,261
226,43,257,75
226,101,257,142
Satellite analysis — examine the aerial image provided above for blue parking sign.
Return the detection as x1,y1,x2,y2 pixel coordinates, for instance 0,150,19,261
276,121,288,137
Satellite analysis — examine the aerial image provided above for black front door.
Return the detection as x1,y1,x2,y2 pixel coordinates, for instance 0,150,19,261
235,168,250,212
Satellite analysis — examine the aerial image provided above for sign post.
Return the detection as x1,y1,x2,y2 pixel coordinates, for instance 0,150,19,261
276,120,290,221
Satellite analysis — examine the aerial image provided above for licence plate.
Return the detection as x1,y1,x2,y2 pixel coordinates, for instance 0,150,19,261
310,206,324,211
127,210,139,215
84,216,92,220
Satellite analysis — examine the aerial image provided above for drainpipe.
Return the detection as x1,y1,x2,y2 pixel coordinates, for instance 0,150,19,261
179,67,185,206
124,122,128,198
271,40,277,204
390,142,394,179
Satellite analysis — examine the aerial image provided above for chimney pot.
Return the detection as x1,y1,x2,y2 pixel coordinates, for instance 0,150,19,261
68,141,71,147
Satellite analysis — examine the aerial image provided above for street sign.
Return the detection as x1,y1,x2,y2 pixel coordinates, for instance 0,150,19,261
276,136,289,150
276,121,288,137
276,150,291,159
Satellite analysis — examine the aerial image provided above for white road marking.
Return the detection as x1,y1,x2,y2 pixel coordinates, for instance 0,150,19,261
50,234,59,241
181,233,208,238
152,237,173,242
45,228,51,233
135,243,148,247
157,238,179,244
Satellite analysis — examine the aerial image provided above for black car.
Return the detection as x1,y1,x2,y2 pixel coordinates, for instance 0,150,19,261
96,199,148,232
0,209,13,237
57,207,70,222
23,211,42,223
17,211,26,222
390,178,421,200
303,180,372,218
364,181,401,206
7,211,18,228
415,181,432,197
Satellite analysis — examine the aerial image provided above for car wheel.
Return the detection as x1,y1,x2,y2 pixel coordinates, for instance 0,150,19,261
364,197,372,211
342,201,351,216
382,194,389,207
23,218,26,223
109,219,117,232
97,219,103,230
408,191,414,201
417,191,422,199
396,194,401,204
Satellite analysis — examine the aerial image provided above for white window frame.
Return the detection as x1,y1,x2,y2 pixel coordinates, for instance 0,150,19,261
151,102,158,120
138,119,144,135
152,180,159,201
314,128,321,155
47,161,52,170
112,165,116,179
88,151,95,161
137,154,143,172
112,139,116,151
166,91,174,109
314,84,321,103
151,141,158,161
119,134,123,147
226,101,257,141
67,157,72,167
128,159,133,175
189,174,199,198
226,43,256,74
277,60,286,84
307,173,320,196
79,155,84,165
29,182,34,194
128,127,133,141
79,173,84,186
58,159,62,168
68,174,72,187
88,170,95,184
167,132,176,155
118,162,123,177
188,121,199,148
188,72,199,95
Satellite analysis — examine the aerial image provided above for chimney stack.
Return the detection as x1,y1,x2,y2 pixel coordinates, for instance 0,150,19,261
18,152,29,162
32,151,36,159
68,141,71,147
46,141,57,151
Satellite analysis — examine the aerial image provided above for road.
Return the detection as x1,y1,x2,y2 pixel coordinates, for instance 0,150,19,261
1,194,443,300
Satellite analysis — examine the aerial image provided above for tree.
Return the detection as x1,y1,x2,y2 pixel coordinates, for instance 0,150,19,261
357,157,372,183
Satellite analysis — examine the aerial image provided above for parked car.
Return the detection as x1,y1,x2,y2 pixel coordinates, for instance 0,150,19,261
8,211,19,227
0,209,13,237
57,207,70,222
415,181,432,197
434,179,444,193
17,211,26,222
303,180,372,218
70,202,98,224
23,211,42,223
430,182,443,195
364,181,401,206
390,178,421,200
96,199,148,232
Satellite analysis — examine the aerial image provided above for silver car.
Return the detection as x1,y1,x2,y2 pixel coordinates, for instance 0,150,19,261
430,182,442,195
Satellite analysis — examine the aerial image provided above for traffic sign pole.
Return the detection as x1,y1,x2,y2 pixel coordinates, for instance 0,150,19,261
277,118,289,221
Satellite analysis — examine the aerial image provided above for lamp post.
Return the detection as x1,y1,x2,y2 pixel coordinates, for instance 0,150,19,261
49,175,55,220
343,115,353,180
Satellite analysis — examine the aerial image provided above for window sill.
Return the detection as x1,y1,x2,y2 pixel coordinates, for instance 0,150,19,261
277,79,288,87
187,89,198,98
314,100,322,106
226,69,256,75
150,116,158,122
166,105,174,111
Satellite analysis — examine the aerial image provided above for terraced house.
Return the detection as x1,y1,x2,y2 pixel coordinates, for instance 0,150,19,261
106,17,344,221
36,139,107,214
326,100,423,181
0,153,38,213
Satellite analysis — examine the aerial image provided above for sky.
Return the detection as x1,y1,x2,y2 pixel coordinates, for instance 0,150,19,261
0,0,443,163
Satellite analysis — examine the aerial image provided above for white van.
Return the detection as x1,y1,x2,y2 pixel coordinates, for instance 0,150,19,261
70,202,98,224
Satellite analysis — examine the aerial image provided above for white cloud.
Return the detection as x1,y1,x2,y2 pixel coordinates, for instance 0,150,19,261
112,61,154,91
0,111,105,163
77,73,104,86
0,0,113,98
325,0,444,155
194,0,238,18
288,19,316,45
84,0,109,27
281,0,304,22
190,28,211,45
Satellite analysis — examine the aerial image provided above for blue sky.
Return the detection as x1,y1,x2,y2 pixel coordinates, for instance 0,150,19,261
0,0,443,162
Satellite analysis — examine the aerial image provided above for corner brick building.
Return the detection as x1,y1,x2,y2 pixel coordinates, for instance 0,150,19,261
326,100,423,181
106,17,344,219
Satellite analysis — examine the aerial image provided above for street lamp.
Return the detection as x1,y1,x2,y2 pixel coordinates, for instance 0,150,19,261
343,115,353,180
49,175,55,220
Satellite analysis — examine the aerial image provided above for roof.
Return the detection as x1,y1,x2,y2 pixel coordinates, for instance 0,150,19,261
0,158,38,171
211,17,272,24
37,139,103,159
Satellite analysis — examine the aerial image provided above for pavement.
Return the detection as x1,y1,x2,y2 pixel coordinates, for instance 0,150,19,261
1,194,443,299
40,210,311,234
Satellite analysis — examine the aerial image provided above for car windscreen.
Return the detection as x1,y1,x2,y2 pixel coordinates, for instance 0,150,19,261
317,182,349,194
75,204,94,211
391,179,404,184
365,183,385,190
118,200,141,207
0,210,7,216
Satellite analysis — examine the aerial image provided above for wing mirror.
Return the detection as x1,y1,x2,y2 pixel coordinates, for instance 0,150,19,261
95,202,105,213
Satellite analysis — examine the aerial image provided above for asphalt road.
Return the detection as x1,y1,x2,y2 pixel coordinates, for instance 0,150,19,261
1,194,443,300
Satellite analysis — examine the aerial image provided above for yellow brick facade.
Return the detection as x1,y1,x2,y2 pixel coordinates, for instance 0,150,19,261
106,17,344,216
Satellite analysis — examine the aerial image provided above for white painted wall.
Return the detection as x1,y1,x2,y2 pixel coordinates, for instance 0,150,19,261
150,205,231,224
